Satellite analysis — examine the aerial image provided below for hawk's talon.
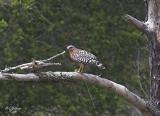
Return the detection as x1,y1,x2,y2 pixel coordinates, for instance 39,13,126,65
74,69,79,72
74,68,81,73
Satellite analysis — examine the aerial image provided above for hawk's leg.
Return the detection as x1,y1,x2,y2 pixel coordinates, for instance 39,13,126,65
74,63,84,73
74,65,79,72
74,68,79,72
79,63,85,72
77,63,85,73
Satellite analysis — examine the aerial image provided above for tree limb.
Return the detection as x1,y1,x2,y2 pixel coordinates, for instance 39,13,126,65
124,14,148,32
0,71,154,115
1,51,65,72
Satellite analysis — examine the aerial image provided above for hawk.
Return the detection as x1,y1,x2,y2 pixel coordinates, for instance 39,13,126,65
67,45,106,72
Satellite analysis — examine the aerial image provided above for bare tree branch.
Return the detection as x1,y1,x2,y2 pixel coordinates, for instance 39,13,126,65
42,51,66,62
1,51,65,72
124,14,148,32
0,71,154,116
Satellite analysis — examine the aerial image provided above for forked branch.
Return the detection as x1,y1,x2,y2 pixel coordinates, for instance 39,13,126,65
1,51,66,72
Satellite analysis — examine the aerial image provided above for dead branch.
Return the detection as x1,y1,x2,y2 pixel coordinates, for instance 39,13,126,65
125,14,148,33
1,51,65,72
0,71,154,116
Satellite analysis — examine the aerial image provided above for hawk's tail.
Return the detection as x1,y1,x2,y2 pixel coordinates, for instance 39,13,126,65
96,61,106,69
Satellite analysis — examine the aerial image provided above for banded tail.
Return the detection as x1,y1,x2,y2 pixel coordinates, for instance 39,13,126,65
96,61,106,69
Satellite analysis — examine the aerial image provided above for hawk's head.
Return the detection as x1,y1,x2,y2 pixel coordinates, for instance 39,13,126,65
66,45,76,51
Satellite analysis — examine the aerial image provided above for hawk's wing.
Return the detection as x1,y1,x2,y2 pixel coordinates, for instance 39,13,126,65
72,50,97,64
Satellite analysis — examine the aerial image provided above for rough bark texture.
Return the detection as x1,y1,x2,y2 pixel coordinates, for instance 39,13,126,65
0,72,154,116
126,0,160,115
146,0,160,107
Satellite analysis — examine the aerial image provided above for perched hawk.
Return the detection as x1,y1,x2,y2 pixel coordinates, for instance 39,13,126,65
67,45,106,72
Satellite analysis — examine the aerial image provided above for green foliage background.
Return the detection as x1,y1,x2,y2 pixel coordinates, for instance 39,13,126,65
0,0,149,115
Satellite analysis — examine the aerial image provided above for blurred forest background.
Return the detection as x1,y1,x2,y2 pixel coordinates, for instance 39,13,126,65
0,0,148,115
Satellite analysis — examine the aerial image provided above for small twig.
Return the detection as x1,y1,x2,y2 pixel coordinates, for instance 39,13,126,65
42,51,66,62
1,51,65,72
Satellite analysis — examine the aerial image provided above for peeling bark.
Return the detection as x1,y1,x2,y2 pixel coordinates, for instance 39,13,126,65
146,0,160,107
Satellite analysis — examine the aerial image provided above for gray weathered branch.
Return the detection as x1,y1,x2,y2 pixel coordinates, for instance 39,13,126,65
0,71,154,116
125,14,148,32
1,51,65,72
